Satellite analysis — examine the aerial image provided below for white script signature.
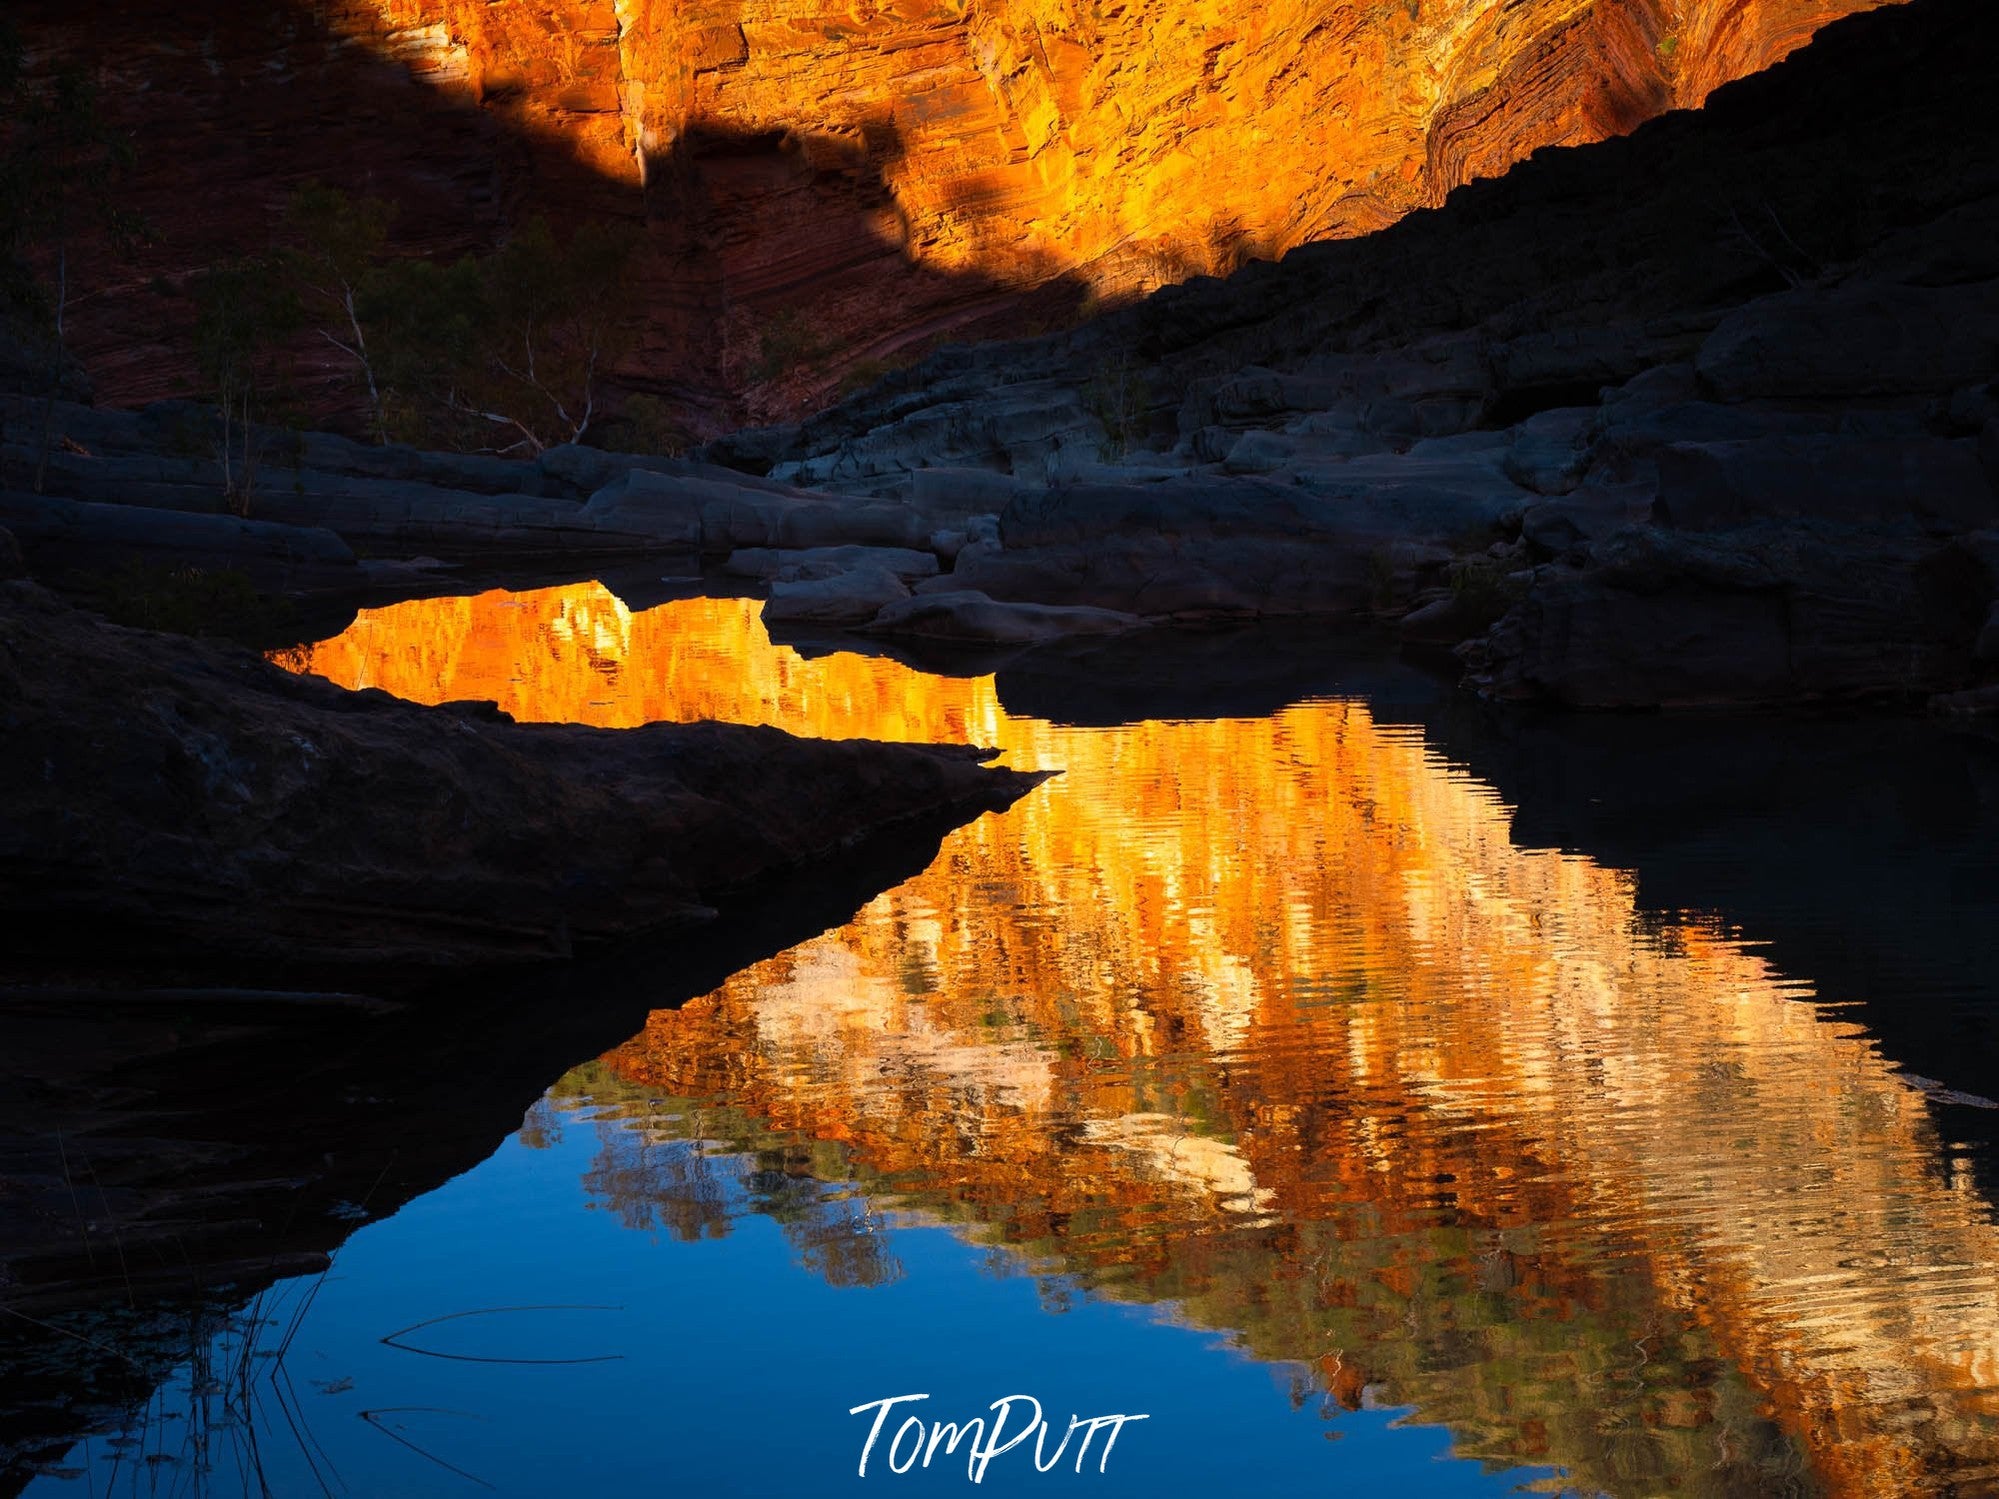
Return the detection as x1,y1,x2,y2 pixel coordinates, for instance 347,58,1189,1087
849,1393,1149,1482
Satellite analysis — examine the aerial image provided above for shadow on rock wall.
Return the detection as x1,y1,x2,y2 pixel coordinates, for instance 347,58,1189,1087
8,1,1089,438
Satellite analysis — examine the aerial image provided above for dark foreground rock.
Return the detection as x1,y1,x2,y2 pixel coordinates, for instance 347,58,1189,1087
0,789,1028,1483
0,581,1043,972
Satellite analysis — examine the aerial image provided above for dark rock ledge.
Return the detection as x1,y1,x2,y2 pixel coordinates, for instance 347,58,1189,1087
690,0,1999,710
0,579,1044,974
6,1,1996,721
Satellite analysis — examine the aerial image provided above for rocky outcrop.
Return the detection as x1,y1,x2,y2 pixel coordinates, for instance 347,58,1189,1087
867,591,1144,644
687,0,1999,705
1464,524,1994,708
764,564,911,623
0,581,1041,971
14,0,1883,431
9,0,1995,697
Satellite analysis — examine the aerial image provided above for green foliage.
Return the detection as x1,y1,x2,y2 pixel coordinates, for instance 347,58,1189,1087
838,356,896,398
1447,553,1527,631
273,194,640,455
282,182,396,442
193,255,301,513
612,393,691,456
1366,546,1402,611
84,561,299,645
754,307,834,382
444,216,638,452
0,62,143,317
0,34,146,489
1086,352,1151,458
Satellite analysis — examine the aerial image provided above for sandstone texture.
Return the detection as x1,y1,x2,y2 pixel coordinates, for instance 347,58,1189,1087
7,0,1994,702
0,581,1040,970
693,0,1999,708
14,0,1883,430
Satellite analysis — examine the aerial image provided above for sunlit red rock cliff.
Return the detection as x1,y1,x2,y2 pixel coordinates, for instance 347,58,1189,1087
24,0,1888,429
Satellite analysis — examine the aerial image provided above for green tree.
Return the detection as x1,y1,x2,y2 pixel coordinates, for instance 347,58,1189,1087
193,256,299,514
435,217,639,454
0,21,35,323
282,183,396,443
0,32,144,490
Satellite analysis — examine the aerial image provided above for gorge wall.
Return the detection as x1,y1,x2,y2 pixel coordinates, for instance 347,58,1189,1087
21,0,1890,433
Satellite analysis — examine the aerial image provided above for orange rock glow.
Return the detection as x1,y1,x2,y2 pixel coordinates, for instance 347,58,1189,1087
292,582,1999,1496
19,0,1892,422
385,0,1893,295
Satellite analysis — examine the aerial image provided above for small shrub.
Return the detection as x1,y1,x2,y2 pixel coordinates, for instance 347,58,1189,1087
1086,353,1151,459
754,308,833,382
1447,555,1527,632
615,393,691,456
1367,547,1403,611
87,560,299,645
838,357,895,399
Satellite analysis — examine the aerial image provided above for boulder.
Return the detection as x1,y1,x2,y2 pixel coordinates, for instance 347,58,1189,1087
1519,483,1655,555
0,492,358,593
1933,683,1999,716
909,467,1035,518
1491,325,1698,410
1502,407,1595,495
1471,524,1990,707
1222,430,1298,474
724,544,940,582
1653,437,1995,533
865,590,1143,645
930,535,1375,617
775,500,931,550
580,468,720,547
763,566,911,624
1584,398,1865,486
1976,601,1999,663
1696,281,1999,402
544,445,810,501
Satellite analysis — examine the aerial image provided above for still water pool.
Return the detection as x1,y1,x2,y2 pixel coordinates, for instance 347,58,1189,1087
29,584,1999,1497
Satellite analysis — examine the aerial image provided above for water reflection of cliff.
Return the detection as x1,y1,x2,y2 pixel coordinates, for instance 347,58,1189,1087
295,584,1999,1498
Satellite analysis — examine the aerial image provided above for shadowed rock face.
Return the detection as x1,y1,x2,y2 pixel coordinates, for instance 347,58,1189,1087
0,796,1011,1487
12,0,1885,429
678,0,1999,708
0,580,1042,973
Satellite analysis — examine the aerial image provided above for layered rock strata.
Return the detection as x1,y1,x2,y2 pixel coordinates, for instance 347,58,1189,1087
697,0,1999,708
12,0,1885,428
8,0,1993,708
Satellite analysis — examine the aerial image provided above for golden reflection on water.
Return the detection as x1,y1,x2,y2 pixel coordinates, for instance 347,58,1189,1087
295,583,1999,1497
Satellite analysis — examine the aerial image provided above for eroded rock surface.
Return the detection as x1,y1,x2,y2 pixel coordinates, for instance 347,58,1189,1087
0,582,1042,970
14,0,1883,429
694,0,1999,706
7,0,1994,701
